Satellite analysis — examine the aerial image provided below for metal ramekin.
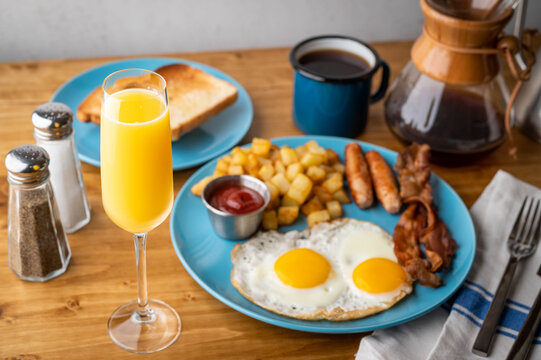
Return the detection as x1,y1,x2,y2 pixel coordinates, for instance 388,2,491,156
202,175,270,240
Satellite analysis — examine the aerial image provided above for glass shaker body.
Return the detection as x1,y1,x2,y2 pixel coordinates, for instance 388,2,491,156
385,62,509,162
6,145,71,282
36,134,91,233
32,102,91,233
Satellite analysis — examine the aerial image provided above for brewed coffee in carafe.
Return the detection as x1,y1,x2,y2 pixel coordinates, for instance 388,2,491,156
385,0,520,162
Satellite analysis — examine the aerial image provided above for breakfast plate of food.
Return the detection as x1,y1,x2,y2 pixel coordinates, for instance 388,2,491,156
51,57,253,170
170,135,475,333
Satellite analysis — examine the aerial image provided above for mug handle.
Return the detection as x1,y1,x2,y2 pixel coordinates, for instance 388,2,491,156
370,60,390,103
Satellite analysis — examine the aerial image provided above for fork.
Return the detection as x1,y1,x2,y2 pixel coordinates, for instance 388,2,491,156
472,196,541,357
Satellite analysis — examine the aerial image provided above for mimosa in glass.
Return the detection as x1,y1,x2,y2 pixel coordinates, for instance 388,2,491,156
101,69,180,353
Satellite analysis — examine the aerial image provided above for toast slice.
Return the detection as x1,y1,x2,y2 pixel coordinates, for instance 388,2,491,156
76,63,239,140
156,64,238,140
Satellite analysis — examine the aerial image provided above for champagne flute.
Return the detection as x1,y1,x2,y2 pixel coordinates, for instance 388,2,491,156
100,69,180,353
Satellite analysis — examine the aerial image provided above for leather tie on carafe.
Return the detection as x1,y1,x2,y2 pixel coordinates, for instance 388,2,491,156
422,27,537,158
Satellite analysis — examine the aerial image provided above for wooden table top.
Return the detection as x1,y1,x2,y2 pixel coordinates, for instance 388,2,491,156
1,42,540,359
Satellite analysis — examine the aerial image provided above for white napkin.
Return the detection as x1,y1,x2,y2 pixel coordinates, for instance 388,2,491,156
356,170,541,360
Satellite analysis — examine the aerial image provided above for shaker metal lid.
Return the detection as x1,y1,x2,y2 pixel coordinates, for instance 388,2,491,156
32,102,73,140
5,144,50,185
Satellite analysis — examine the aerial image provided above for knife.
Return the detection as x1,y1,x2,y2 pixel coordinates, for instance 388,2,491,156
506,263,541,360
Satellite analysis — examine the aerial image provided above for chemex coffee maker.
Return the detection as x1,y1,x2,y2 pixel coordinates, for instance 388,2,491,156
385,0,535,162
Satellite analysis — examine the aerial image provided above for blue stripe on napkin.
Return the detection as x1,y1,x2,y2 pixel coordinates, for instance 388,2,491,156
449,280,541,344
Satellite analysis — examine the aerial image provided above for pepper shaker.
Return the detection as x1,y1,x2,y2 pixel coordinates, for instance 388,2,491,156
5,145,71,281
32,102,91,233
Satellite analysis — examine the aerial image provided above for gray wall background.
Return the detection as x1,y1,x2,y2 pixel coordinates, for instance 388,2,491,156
1,0,540,62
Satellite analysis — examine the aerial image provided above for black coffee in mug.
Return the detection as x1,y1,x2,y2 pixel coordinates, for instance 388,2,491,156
299,50,371,77
290,35,390,137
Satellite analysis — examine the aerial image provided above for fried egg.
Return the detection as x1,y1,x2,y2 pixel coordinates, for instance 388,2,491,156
231,218,412,321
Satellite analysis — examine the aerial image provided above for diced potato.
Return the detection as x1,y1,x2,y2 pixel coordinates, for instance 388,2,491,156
262,210,278,230
308,146,328,164
326,148,340,164
305,140,319,150
252,138,271,156
286,163,303,182
265,182,280,209
301,196,323,216
281,195,299,206
257,156,272,165
291,174,312,192
231,146,245,158
265,181,280,202
274,160,286,174
190,176,213,197
285,187,305,205
231,147,248,166
291,173,312,192
216,158,230,172
319,165,334,173
322,173,343,193
247,168,259,178
213,169,226,178
247,153,259,169
231,152,247,166
332,162,345,174
287,174,313,204
306,166,326,183
270,173,290,195
280,146,298,166
269,145,280,162
228,164,244,175
301,152,325,167
266,198,279,210
278,206,299,226
295,145,308,158
313,185,334,203
258,163,275,181
307,209,331,227
326,200,342,219
333,188,351,204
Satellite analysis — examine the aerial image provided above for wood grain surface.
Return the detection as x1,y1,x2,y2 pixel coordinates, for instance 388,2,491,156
0,42,540,360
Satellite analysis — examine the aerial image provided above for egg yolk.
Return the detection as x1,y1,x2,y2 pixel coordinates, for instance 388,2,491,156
353,258,407,294
274,248,331,289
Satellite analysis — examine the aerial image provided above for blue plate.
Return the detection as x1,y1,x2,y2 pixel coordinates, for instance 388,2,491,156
51,57,253,170
170,135,476,333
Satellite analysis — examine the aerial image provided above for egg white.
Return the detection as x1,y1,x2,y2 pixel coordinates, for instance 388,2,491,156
231,218,413,320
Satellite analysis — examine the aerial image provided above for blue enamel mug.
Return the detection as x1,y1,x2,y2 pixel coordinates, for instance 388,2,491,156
290,35,390,137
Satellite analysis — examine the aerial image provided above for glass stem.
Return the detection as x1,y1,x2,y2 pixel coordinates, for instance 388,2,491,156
134,232,152,320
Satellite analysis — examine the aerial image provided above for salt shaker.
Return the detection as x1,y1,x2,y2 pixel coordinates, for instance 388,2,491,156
32,102,91,233
5,145,71,281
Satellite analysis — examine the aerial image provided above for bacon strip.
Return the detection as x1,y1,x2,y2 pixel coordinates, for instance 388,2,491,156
392,144,458,288
394,143,433,204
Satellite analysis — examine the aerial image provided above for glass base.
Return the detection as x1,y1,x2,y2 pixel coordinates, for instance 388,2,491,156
108,299,181,353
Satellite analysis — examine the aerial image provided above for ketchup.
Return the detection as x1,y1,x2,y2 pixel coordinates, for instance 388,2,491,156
209,184,264,214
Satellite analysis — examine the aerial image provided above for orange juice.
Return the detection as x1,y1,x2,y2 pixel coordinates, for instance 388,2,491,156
101,88,173,233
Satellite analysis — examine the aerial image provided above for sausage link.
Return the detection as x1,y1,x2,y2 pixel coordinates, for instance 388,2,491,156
345,143,373,208
365,150,402,213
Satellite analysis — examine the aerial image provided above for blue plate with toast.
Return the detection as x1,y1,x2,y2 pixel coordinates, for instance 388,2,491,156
170,135,476,333
51,57,253,170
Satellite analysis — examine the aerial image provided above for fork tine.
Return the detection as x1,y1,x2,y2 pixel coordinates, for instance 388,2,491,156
519,197,536,245
511,197,529,242
521,198,540,246
525,198,541,247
